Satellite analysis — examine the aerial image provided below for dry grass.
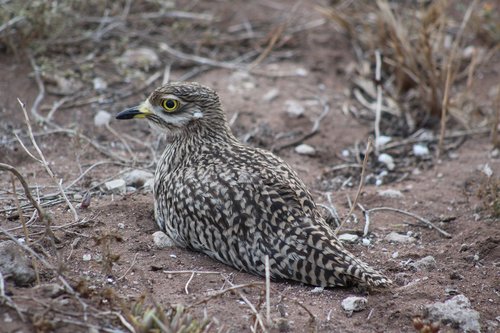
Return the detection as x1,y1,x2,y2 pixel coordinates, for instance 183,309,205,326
318,0,499,135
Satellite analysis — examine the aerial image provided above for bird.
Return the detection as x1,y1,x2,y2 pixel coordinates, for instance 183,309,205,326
116,81,391,288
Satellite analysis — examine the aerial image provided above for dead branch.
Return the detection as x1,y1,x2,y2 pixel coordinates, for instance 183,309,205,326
0,163,47,220
365,206,452,238
335,139,372,234
17,99,79,222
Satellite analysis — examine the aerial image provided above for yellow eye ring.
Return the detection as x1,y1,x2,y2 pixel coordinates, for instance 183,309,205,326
161,99,179,112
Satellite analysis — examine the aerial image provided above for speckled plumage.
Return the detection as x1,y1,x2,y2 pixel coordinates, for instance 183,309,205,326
117,82,391,288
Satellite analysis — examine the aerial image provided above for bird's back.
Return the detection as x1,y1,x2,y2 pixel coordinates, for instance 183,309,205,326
154,141,390,288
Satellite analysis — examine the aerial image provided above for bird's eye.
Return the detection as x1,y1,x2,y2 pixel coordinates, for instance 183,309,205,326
161,99,179,112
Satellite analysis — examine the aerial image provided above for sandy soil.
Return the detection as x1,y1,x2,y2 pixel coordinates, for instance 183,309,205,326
0,1,499,332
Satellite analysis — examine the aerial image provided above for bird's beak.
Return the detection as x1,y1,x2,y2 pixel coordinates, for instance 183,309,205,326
116,104,153,120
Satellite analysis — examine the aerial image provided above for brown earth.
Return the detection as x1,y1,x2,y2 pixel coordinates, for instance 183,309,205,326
0,1,499,332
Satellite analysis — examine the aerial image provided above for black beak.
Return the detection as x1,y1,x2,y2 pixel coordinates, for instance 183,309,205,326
116,107,144,120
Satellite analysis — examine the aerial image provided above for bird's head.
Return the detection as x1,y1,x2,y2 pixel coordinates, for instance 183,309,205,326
116,82,228,136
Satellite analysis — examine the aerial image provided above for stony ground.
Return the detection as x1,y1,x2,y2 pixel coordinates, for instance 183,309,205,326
0,1,499,332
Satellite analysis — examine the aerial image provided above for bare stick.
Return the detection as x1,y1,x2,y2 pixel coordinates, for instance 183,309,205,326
335,139,372,235
264,255,271,326
17,99,79,221
0,163,46,220
116,252,138,281
190,281,265,307
367,206,451,238
225,278,266,332
184,272,195,295
492,85,500,148
437,64,452,158
10,175,40,285
162,270,221,275
374,50,382,155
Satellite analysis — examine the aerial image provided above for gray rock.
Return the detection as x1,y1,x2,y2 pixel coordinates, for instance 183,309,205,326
123,170,154,188
424,295,481,332
294,144,316,156
104,179,126,194
338,233,359,243
385,232,416,244
0,240,36,286
153,231,175,249
410,255,437,272
143,178,155,193
341,296,367,316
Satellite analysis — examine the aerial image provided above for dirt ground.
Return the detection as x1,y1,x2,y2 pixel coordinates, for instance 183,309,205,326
0,1,499,332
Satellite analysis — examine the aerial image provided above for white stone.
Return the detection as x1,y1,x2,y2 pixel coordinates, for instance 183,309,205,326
481,163,493,177
385,232,416,244
375,135,392,147
338,233,359,243
93,77,107,91
378,153,395,170
377,189,404,198
94,110,111,127
263,88,280,102
153,231,174,249
392,251,399,258
341,296,367,315
310,286,324,293
295,144,316,156
123,170,154,188
284,100,305,118
362,238,371,246
117,223,125,229
413,144,430,156
424,295,481,332
104,179,126,194
82,254,91,261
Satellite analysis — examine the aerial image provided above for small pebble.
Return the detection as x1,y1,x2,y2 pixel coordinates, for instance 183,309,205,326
82,254,92,261
294,144,316,156
385,232,416,244
263,88,280,102
169,254,177,258
153,231,174,249
413,144,430,156
92,77,107,91
375,135,392,147
117,223,125,229
410,256,436,272
338,233,359,243
104,179,126,194
392,251,399,259
285,100,305,118
94,110,111,127
378,153,395,170
341,296,367,316
123,169,154,188
310,286,324,293
362,238,371,246
377,189,404,198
